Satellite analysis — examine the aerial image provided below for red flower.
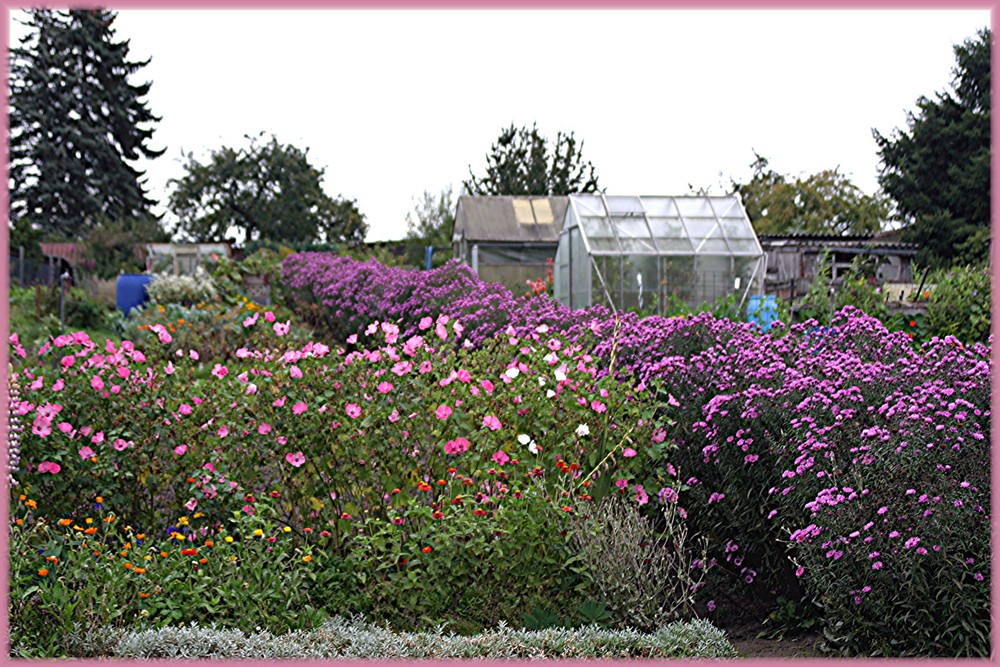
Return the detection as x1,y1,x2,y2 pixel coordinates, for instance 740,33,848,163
422,546,432,554
181,548,198,556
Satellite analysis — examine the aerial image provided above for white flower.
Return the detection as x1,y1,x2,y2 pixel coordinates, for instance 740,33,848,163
535,324,549,334
518,433,531,445
554,369,567,383
575,424,590,437
538,376,547,386
546,389,556,398
505,367,520,379
528,442,539,455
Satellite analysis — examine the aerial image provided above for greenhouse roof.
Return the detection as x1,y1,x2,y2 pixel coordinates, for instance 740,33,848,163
565,194,763,257
454,196,569,244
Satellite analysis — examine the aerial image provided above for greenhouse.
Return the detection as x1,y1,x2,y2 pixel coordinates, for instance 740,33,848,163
553,194,765,314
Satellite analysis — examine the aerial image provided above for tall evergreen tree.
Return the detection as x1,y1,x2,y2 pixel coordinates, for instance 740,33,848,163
873,28,991,269
9,9,164,240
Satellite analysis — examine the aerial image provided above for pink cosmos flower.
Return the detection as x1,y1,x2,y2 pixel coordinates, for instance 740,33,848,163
78,446,96,460
258,423,272,435
388,409,400,423
292,401,308,415
623,448,637,458
58,422,73,434
243,313,259,327
52,379,64,392
346,403,362,419
36,461,61,474
91,375,105,392
273,397,286,408
418,316,433,330
289,365,303,379
444,436,470,455
217,425,230,438
174,445,188,455
482,415,502,431
377,381,394,394
285,451,306,467
492,449,510,466
212,363,228,379
264,311,276,323
179,403,193,415
482,379,495,394
273,321,290,337
435,405,453,420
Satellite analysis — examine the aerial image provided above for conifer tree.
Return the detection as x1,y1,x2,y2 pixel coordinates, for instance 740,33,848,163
9,9,164,240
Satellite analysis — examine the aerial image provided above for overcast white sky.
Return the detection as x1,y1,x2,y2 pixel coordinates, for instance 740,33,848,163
8,9,992,242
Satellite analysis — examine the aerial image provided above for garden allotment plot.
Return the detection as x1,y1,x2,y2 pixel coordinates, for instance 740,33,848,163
554,194,765,314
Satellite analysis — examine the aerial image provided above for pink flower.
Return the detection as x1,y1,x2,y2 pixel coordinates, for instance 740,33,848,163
90,375,105,392
492,449,510,466
292,401,308,415
273,396,286,407
184,497,198,511
289,365,303,379
112,438,131,451
623,447,637,458
258,423,272,435
218,425,230,438
58,422,73,434
482,379,495,394
346,403,362,419
391,361,413,376
60,355,75,369
273,321,290,337
418,316,433,330
435,405,453,420
285,451,306,467
418,360,433,374
91,431,105,445
174,445,187,455
651,428,667,443
179,403,193,415
189,350,199,360
36,461,61,474
264,311,276,323
212,364,228,378
388,409,400,423
51,379,64,392
78,446,95,460
444,436,470,455
591,400,607,413
435,322,448,340
634,484,649,505
482,415,502,431
615,477,629,490
377,381,393,394
243,314,259,327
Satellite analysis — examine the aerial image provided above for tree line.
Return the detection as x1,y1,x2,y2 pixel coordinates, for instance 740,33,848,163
8,9,990,273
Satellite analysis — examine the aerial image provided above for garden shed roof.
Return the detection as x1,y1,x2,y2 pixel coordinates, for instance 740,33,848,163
453,196,569,245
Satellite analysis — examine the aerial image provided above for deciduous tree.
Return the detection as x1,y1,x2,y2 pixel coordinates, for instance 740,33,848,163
168,133,368,245
464,123,601,196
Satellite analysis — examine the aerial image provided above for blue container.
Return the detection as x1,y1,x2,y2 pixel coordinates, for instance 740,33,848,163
116,273,153,315
747,294,778,330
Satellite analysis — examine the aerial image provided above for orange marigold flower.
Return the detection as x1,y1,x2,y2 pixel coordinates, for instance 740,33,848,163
95,496,103,504
15,518,23,526
124,562,133,569
133,567,146,574
198,557,208,564
103,515,115,523
204,540,214,547
19,494,26,501
160,551,168,558
84,527,98,535
302,554,313,563
46,556,59,564
25,499,37,510
37,568,48,577
139,592,151,599
58,518,72,526
137,534,146,540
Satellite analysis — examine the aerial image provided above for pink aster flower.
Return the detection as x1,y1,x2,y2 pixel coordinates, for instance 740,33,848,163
492,449,510,466
179,403,193,415
217,425,230,438
289,365,303,379
174,445,187,455
623,447,637,458
273,321,290,337
377,381,393,394
292,401,308,415
264,311,276,323
346,403,362,419
435,405,453,420
78,446,96,460
258,423,272,435
211,364,228,379
285,451,306,467
36,461,61,474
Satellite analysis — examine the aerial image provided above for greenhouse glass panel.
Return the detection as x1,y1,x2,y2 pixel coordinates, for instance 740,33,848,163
554,194,765,315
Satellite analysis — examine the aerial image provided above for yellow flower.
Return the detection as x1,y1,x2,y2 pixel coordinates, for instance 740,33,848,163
253,529,264,538
283,526,291,533
85,518,93,525
177,516,189,526
302,554,313,563
224,536,234,543
95,496,103,504
58,518,72,527
25,499,37,510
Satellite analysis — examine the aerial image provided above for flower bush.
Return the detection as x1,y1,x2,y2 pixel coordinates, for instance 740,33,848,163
145,267,218,306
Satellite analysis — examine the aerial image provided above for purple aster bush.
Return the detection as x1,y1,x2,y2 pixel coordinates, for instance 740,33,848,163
663,307,990,657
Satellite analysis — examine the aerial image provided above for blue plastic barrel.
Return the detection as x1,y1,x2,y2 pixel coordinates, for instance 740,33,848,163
748,294,778,330
116,274,153,315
